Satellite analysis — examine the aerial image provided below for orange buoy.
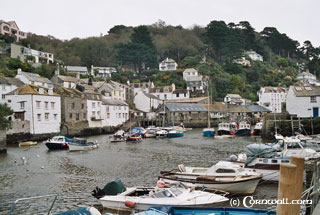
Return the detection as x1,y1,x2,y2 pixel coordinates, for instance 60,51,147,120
124,200,136,208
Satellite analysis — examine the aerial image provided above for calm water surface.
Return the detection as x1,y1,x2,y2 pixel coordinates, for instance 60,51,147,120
0,129,278,214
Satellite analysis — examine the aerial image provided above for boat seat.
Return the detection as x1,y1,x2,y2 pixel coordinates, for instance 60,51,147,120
178,164,186,172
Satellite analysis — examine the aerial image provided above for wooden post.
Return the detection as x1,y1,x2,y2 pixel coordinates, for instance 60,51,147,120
291,116,294,136
291,156,304,214
311,117,314,135
277,163,298,215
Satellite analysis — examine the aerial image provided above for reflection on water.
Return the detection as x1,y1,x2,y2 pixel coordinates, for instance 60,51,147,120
0,129,277,214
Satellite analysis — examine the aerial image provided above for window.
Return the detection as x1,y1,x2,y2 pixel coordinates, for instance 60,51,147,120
92,102,95,108
81,104,84,109
71,103,75,108
76,113,79,120
107,113,110,118
164,94,167,99
3,26,9,31
97,111,100,116
1,84,5,90
69,113,72,119
83,113,86,119
98,102,100,107
92,111,95,116
2,95,5,99
215,169,235,173
51,102,55,109
54,114,57,120
119,106,122,110
311,96,317,103
37,114,41,121
36,101,41,108
20,101,25,109
45,113,49,120
45,101,48,109
176,93,179,97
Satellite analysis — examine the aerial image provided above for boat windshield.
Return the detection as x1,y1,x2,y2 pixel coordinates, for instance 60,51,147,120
153,190,173,198
169,187,183,196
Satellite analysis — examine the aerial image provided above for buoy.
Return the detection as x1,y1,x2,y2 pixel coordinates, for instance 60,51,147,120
124,200,136,208
157,180,166,188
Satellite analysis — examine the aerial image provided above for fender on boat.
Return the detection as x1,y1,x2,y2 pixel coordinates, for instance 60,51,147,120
124,200,136,208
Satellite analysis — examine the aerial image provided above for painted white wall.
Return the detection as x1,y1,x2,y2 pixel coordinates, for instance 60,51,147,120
134,91,162,112
4,94,61,134
258,87,287,113
62,81,76,89
103,104,129,127
0,84,19,103
286,86,320,117
87,99,105,128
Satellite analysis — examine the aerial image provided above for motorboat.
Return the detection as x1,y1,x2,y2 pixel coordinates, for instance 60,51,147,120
93,180,228,211
156,130,168,138
235,121,251,136
45,136,72,150
216,122,237,136
167,130,184,138
110,130,126,142
252,122,263,136
19,141,37,147
68,138,99,151
126,133,143,142
159,161,262,195
134,206,276,215
131,127,146,137
9,194,101,215
145,127,158,138
203,128,216,137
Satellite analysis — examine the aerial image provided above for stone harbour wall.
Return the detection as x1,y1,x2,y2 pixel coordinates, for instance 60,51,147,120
0,129,7,153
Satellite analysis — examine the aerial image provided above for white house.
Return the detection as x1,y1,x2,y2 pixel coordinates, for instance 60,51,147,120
15,69,53,89
183,68,206,92
51,75,79,89
93,81,126,101
245,50,263,61
86,93,105,128
159,58,177,71
286,84,320,118
0,77,24,103
134,91,163,112
224,94,245,105
258,87,288,113
296,71,319,85
233,57,251,67
11,44,54,64
4,84,61,134
102,98,129,127
91,65,117,78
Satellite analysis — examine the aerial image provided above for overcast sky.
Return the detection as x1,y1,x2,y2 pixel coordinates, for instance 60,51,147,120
2,0,320,47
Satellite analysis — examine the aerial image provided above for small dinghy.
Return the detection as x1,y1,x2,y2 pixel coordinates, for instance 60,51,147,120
68,138,99,151
126,133,143,142
92,179,228,211
19,141,37,147
45,136,72,150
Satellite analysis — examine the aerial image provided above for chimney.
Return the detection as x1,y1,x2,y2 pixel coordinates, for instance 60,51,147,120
76,72,80,79
55,63,59,76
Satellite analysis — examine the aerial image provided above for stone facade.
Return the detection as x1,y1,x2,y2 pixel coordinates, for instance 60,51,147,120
6,120,30,135
0,129,6,153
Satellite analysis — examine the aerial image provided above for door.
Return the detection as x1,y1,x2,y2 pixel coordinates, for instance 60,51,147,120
313,107,319,118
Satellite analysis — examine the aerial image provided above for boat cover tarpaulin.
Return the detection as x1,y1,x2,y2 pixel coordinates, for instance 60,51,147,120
56,208,91,215
102,178,126,195
245,144,278,165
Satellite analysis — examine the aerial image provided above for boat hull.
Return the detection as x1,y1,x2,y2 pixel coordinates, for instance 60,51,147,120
167,132,184,138
217,130,233,136
159,176,261,195
235,129,251,136
203,129,216,137
45,142,68,150
68,143,99,151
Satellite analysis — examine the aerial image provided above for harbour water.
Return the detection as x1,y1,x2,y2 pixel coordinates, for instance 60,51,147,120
0,129,278,214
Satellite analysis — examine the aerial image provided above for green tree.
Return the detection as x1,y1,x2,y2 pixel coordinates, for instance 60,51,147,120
0,103,13,129
277,58,289,68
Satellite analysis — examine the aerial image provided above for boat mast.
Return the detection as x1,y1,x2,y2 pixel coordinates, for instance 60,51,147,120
207,78,211,128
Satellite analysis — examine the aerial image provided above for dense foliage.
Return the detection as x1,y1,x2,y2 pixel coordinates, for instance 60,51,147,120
1,19,320,102
0,103,13,129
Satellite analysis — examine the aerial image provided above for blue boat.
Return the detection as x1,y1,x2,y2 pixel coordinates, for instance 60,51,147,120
203,128,216,137
135,206,276,215
131,127,146,137
167,130,184,138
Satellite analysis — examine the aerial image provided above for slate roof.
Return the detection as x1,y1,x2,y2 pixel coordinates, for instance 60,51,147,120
226,94,242,99
246,105,272,113
18,71,52,84
183,68,198,73
0,77,24,87
57,75,79,83
6,84,59,96
203,102,227,112
291,85,320,97
149,86,172,93
102,98,128,106
66,66,88,73
167,97,208,104
262,87,287,93
144,92,162,100
166,103,208,112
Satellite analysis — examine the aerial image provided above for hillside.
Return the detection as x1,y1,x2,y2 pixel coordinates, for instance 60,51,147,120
1,19,319,102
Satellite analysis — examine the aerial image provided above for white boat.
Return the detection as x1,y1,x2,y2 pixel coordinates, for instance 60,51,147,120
145,127,157,138
68,138,99,151
167,130,184,138
217,122,237,136
253,122,263,135
98,182,228,211
159,161,262,195
156,130,168,138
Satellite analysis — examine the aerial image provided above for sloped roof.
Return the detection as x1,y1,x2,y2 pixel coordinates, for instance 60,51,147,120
167,97,208,104
203,102,227,112
144,92,162,100
66,66,88,72
6,84,59,96
186,76,202,82
149,86,172,93
102,98,128,106
55,87,83,97
18,71,52,84
183,68,198,73
166,103,208,112
173,89,188,94
263,87,287,93
227,105,251,113
291,85,320,97
57,75,79,83
246,105,272,113
226,94,242,99
0,77,24,87
161,58,176,63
